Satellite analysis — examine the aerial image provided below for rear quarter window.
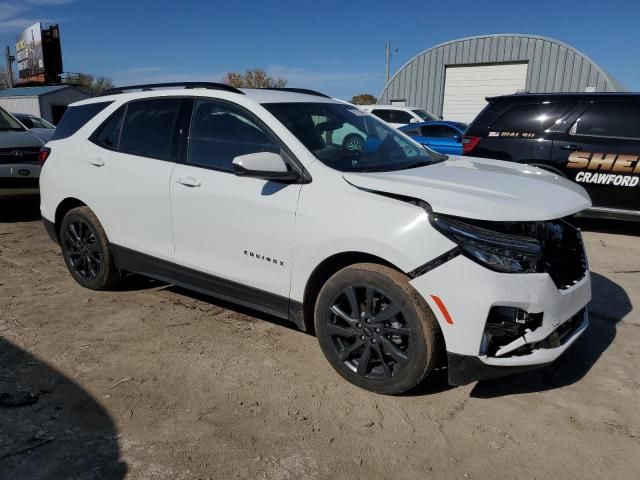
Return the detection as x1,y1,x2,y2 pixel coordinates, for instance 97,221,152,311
51,102,113,140
573,102,640,139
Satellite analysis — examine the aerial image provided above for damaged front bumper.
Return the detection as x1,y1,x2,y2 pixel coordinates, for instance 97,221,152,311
409,254,591,386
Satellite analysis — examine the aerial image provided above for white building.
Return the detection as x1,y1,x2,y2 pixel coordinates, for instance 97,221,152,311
0,85,90,124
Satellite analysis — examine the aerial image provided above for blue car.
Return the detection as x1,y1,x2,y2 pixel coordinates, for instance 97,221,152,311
399,121,468,155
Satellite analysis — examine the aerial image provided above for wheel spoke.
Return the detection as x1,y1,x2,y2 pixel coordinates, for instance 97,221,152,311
326,323,357,338
364,287,374,315
330,305,357,326
380,337,409,365
64,230,79,249
69,223,82,245
380,326,412,337
372,304,400,324
339,339,365,361
356,343,372,376
87,256,97,278
344,286,360,318
373,342,392,377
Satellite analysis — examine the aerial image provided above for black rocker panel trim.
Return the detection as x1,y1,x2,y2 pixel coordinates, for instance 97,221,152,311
111,244,303,323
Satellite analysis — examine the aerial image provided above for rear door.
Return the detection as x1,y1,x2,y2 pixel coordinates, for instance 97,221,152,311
415,124,463,155
78,97,184,261
550,100,640,211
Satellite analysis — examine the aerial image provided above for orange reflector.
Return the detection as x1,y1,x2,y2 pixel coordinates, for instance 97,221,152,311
430,295,454,325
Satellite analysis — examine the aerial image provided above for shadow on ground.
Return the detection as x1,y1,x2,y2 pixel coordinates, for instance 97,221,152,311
0,338,126,479
470,272,631,398
570,217,640,237
0,197,41,223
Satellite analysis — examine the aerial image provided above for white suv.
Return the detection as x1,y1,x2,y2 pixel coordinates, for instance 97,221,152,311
358,105,439,128
40,83,592,394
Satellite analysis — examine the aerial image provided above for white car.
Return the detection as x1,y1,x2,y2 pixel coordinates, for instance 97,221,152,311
40,83,592,394
358,104,439,128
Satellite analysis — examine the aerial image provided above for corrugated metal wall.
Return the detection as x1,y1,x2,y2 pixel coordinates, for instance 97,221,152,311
39,89,90,122
379,34,623,116
0,97,40,117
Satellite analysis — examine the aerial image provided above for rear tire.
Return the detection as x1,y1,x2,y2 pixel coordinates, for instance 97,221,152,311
60,206,120,290
314,263,441,394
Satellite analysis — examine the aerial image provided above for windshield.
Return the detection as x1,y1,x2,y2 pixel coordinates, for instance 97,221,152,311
0,109,26,131
264,102,445,172
412,109,437,121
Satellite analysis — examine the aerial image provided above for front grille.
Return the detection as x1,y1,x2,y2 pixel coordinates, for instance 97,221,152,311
0,147,40,165
0,177,39,189
541,221,587,290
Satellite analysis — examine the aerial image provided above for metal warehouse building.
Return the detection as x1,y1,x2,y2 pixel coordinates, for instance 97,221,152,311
0,86,90,124
378,33,625,123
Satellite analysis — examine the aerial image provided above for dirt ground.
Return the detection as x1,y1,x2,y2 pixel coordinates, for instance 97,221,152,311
1,197,639,480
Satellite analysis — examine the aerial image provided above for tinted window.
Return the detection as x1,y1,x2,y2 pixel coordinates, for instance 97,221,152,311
91,107,125,150
371,109,392,122
189,99,279,172
402,127,421,136
573,102,640,139
412,109,438,122
29,116,54,129
392,110,413,124
119,98,180,160
491,102,575,133
51,102,112,140
421,125,459,139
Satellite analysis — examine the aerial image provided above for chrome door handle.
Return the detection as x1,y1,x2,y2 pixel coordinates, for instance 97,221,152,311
560,144,580,151
176,177,201,187
88,158,105,167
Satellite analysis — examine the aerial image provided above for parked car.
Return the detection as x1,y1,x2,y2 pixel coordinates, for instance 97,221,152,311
0,107,46,198
40,83,591,394
358,105,439,128
399,121,468,155
12,113,56,143
464,92,640,221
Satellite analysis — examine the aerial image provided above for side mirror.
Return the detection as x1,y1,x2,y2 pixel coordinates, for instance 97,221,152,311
232,152,300,182
409,118,419,124
439,115,444,120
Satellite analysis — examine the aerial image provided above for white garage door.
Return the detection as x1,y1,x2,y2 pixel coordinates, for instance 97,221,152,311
442,63,528,123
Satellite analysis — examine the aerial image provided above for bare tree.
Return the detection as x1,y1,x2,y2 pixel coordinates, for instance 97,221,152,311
350,93,377,105
223,68,287,88
75,74,115,95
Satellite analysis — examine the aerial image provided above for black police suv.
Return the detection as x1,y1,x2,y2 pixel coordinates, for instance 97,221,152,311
464,93,639,220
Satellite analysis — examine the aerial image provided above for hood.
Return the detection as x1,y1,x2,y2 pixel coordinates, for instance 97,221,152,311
343,156,591,222
0,130,45,148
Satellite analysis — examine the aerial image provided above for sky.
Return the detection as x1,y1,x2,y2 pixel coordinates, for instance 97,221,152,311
0,0,639,100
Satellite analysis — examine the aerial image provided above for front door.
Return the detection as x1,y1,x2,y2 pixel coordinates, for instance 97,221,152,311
551,101,640,211
170,98,301,313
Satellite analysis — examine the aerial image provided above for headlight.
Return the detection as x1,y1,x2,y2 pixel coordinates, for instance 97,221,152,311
431,214,543,273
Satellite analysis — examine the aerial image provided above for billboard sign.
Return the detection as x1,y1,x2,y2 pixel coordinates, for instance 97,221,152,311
16,22,45,80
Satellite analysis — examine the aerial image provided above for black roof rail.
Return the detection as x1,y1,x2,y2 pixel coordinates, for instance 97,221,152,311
254,87,331,98
98,82,244,97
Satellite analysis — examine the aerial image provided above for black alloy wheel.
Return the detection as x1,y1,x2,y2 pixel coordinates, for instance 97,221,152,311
63,219,102,281
327,285,411,379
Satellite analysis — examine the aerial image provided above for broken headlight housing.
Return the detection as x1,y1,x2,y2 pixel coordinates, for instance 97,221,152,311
431,214,544,273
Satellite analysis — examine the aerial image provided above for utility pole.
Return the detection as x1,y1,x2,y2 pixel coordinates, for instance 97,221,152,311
4,46,15,88
385,40,398,83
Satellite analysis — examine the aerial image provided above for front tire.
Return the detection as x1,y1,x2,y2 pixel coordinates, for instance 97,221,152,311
314,263,441,394
60,206,120,290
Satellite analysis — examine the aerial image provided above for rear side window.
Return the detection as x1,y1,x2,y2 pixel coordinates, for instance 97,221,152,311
490,102,575,133
51,102,112,140
371,109,393,122
573,102,640,139
119,98,181,160
393,110,413,124
421,125,460,139
91,107,126,150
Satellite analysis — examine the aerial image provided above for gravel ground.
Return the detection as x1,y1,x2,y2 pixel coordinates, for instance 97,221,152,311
1,197,638,480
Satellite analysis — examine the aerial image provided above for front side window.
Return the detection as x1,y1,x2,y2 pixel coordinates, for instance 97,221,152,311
51,102,113,140
392,110,413,124
188,99,280,172
371,109,393,122
264,102,442,173
573,102,640,139
119,98,181,160
412,109,437,122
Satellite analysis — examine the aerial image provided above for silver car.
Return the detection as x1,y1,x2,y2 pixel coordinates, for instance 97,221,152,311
12,112,56,143
0,107,45,198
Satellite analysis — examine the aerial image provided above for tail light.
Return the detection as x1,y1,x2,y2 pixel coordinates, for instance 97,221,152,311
462,136,481,155
39,147,51,165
